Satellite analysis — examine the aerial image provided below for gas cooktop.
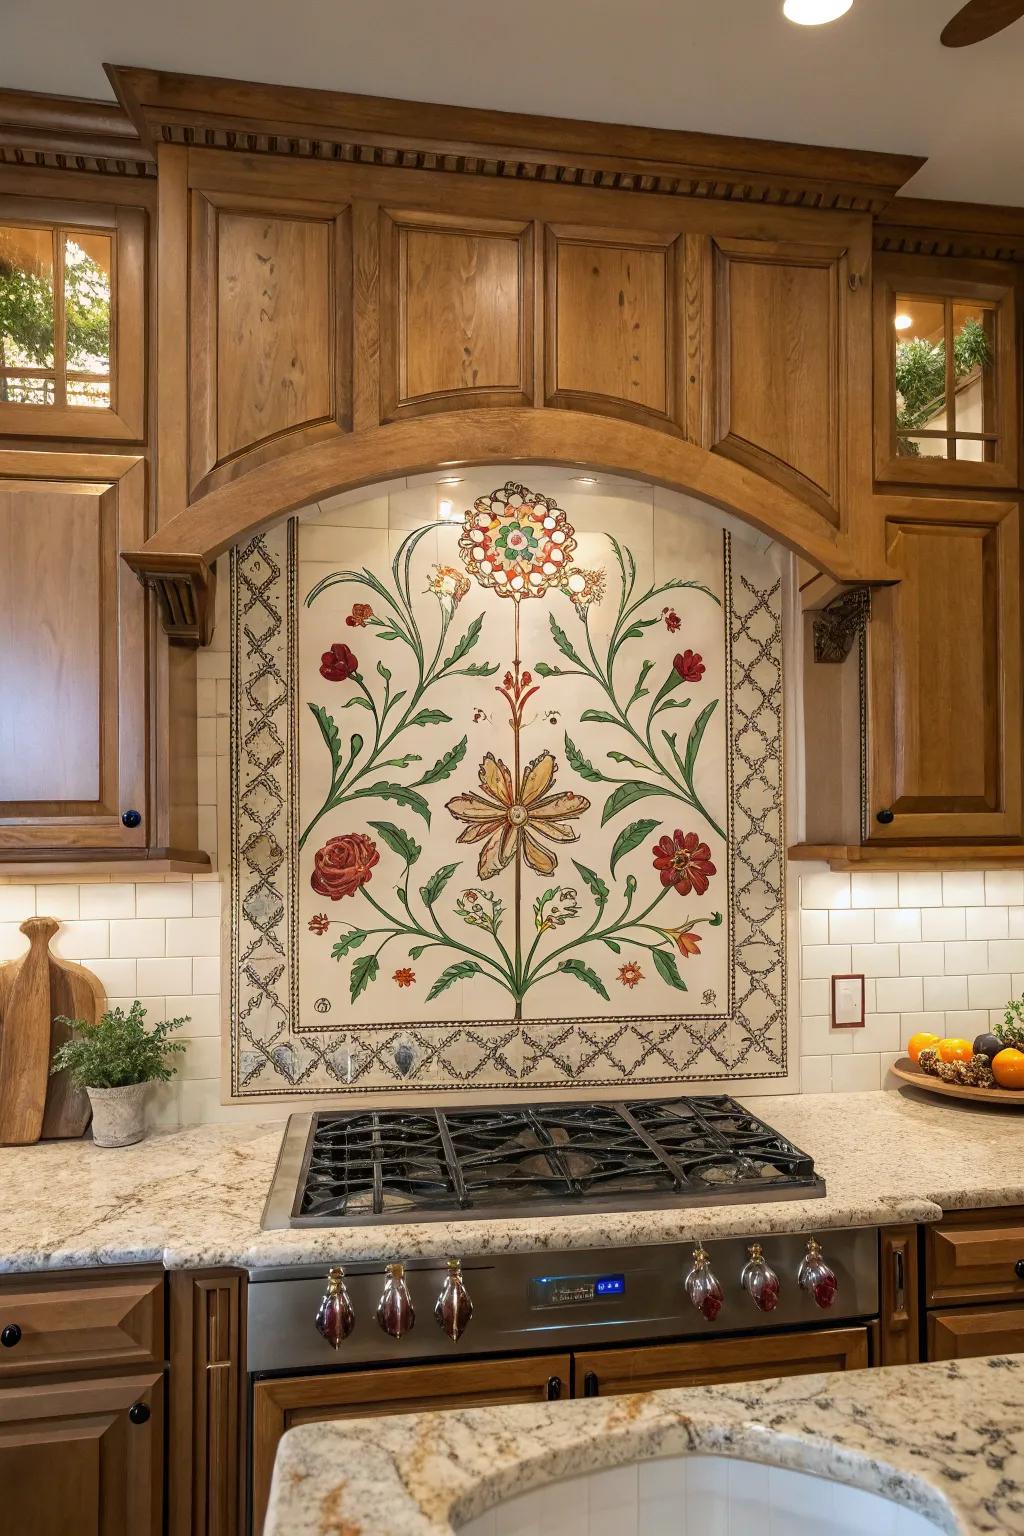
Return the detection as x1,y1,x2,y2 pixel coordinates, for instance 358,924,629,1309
262,1095,825,1229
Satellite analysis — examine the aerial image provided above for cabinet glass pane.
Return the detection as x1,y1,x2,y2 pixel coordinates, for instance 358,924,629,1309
894,297,948,458
64,232,111,403
0,226,56,398
950,299,996,461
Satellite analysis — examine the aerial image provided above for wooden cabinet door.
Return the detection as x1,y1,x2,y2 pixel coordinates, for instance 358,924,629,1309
929,1306,1024,1362
574,1327,870,1398
0,1371,162,1536
866,500,1022,841
251,1354,570,1535
0,455,148,854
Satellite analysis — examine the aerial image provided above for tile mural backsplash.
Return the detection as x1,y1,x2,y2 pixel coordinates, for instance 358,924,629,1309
229,472,789,1098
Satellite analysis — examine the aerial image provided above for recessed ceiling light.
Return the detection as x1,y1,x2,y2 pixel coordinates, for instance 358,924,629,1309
783,0,853,24
894,313,913,331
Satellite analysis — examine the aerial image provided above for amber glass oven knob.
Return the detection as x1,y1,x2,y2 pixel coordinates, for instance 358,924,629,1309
315,1266,355,1348
377,1263,416,1339
741,1242,781,1312
684,1246,724,1322
798,1237,839,1309
435,1257,474,1342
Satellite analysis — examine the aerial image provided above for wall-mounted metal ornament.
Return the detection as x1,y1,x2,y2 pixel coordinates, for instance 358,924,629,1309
812,587,871,664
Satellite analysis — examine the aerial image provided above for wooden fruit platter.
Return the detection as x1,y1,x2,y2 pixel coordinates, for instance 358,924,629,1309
892,1055,1024,1107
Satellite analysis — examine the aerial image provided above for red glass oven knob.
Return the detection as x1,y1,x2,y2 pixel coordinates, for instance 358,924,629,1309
315,1266,355,1348
684,1246,724,1322
740,1242,781,1312
798,1237,839,1309
377,1263,416,1339
434,1257,474,1342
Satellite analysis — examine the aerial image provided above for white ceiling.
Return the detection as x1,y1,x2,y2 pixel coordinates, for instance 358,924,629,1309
3,0,1024,205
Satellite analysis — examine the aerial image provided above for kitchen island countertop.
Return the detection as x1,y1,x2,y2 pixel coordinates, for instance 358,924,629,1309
0,1088,1021,1273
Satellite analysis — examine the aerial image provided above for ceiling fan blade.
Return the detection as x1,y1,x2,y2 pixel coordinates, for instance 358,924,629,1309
941,0,1024,46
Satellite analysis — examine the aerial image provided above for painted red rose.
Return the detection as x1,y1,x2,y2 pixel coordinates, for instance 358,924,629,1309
311,833,379,900
320,642,359,682
673,649,705,683
652,830,716,897
663,609,681,633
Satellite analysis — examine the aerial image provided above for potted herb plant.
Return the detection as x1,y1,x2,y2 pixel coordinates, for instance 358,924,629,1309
51,1002,189,1147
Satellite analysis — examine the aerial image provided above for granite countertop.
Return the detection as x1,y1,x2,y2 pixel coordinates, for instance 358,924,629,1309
0,1088,1021,1273
264,1355,1024,1536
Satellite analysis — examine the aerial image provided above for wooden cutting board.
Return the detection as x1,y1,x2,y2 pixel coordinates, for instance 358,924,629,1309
0,917,103,1144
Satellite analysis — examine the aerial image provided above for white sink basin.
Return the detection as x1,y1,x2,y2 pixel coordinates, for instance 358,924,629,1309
456,1454,945,1536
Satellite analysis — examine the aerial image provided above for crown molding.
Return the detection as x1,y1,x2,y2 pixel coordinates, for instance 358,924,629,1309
876,195,1024,262
0,87,154,177
105,64,925,213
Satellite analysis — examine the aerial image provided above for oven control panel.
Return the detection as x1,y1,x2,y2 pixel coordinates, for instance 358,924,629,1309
529,1272,626,1309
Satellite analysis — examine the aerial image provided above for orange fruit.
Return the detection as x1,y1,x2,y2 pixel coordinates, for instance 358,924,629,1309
908,1031,941,1063
992,1048,1024,1089
937,1037,974,1064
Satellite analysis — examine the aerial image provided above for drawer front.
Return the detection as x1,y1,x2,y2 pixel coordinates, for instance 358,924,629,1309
927,1211,1024,1304
929,1306,1024,1362
0,1269,164,1376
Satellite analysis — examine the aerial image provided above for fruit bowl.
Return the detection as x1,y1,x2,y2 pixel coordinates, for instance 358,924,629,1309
891,1056,1024,1106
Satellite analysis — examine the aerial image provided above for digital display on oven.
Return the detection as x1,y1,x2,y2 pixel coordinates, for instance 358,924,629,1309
529,1272,627,1309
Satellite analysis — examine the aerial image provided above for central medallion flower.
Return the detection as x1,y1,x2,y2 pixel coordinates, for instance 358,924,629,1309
458,481,576,601
446,751,589,878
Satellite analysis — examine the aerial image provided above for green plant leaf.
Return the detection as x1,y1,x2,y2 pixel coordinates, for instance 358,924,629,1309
350,782,431,825
557,957,610,1001
427,960,481,1001
617,616,662,646
564,733,606,783
709,911,723,926
607,750,648,770
377,753,422,769
601,782,664,826
339,695,375,712
376,659,392,683
683,699,718,789
653,947,688,993
581,709,620,727
655,699,691,714
408,708,453,727
534,661,568,677
661,729,687,782
572,860,609,909
331,930,367,959
350,953,380,1002
416,736,468,787
375,627,406,642
549,613,585,668
308,703,343,779
628,659,655,708
367,820,422,866
609,817,660,877
649,666,686,713
441,614,483,671
458,661,500,676
419,862,460,907
603,938,621,954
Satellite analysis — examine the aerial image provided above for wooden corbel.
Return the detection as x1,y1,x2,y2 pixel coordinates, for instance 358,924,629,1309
811,586,871,663
121,551,216,646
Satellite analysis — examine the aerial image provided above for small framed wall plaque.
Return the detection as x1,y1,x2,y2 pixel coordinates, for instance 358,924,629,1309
831,974,866,1029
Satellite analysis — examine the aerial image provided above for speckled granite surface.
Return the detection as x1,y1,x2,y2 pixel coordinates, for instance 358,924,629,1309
0,1088,1021,1273
264,1355,1024,1536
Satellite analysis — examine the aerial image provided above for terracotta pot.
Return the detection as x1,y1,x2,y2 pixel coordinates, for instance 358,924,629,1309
86,1083,150,1148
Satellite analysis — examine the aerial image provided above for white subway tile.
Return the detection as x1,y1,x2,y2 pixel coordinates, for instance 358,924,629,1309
1013,973,1024,997
875,976,924,1013
109,918,165,959
862,977,877,1013
966,906,1009,940
800,910,829,946
197,755,218,806
968,973,1012,1010
79,883,136,920
923,975,968,1011
179,1036,221,1080
196,716,218,755
34,883,80,919
921,907,966,941
215,677,230,715
801,1015,853,1054
1009,908,1024,938
874,908,921,943
899,942,946,976
51,920,109,959
900,1013,946,1048
801,945,851,978
986,870,1024,906
800,1056,832,1092
990,1007,1009,1029
0,885,34,921
166,916,220,957
832,1055,881,1092
989,940,1024,971
136,957,193,995
196,678,217,716
944,941,989,974
800,872,851,910
942,871,986,907
195,648,230,680
135,882,193,918
0,924,29,961
800,978,830,1016
898,872,943,908
881,1051,902,1088
854,1014,901,1054
943,1010,989,1037
192,957,221,994
851,944,900,977
166,993,221,1035
827,909,875,945
191,880,223,917
197,807,219,862
85,958,138,997
851,873,899,909
146,1080,181,1131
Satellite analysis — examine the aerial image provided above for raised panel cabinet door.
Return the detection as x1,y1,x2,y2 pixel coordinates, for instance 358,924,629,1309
168,1270,245,1536
0,456,147,852
573,1327,870,1398
926,1208,1024,1305
867,501,1022,841
0,1269,163,1378
928,1307,1024,1362
380,209,533,421
251,1354,570,1535
0,1371,163,1536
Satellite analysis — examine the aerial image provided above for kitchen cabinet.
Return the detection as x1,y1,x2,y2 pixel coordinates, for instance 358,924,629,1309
925,1208,1024,1364
574,1325,871,1398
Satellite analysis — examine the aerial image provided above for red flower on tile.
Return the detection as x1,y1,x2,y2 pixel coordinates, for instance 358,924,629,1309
346,602,373,628
308,913,330,935
663,609,681,633
652,830,716,898
320,642,359,681
311,833,379,900
673,649,705,683
617,960,645,989
393,967,415,988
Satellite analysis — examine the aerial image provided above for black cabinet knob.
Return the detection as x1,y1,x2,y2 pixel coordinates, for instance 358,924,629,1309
0,1324,21,1348
128,1401,150,1426
583,1371,599,1398
1014,1260,1024,1280
545,1376,562,1401
875,809,895,825
121,809,142,828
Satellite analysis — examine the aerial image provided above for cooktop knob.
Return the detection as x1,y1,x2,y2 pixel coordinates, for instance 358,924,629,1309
315,1266,355,1348
377,1263,415,1339
684,1246,723,1322
741,1242,781,1312
435,1257,474,1342
798,1237,839,1309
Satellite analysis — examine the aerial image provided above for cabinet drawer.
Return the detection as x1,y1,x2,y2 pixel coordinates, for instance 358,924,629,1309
929,1306,1024,1362
926,1210,1024,1305
0,1269,163,1376
574,1326,871,1398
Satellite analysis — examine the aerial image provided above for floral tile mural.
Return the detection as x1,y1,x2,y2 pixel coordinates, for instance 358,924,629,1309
229,472,789,1097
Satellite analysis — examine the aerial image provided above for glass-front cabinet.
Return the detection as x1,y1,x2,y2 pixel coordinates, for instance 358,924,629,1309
873,254,1018,488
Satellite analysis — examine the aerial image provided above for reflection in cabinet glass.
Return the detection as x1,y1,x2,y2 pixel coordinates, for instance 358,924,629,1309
0,223,112,409
893,293,996,462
